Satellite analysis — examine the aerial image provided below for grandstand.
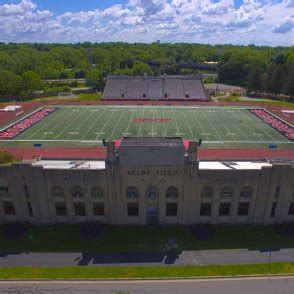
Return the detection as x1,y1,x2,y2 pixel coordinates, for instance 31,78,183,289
102,75,207,101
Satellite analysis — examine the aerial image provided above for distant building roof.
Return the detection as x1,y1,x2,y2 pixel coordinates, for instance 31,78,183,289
102,75,207,101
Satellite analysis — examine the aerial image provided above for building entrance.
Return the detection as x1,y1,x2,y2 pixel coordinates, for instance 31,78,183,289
146,204,159,224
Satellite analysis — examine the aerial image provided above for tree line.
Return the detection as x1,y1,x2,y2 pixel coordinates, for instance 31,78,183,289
0,42,293,99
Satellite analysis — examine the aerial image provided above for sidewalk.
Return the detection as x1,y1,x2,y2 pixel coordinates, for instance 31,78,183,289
1,248,294,267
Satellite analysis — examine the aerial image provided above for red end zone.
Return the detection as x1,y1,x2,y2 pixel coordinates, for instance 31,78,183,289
0,108,56,139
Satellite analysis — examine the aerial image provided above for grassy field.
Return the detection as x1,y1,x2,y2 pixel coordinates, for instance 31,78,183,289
1,225,294,253
0,105,292,148
0,263,294,279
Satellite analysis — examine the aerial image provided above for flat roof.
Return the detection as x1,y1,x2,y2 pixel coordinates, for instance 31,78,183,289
33,160,106,170
199,161,272,170
121,137,184,147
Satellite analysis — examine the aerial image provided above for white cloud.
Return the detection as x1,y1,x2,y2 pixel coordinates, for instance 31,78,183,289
0,0,293,45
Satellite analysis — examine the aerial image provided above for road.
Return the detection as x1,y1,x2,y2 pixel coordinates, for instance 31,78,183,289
1,249,294,267
0,276,294,293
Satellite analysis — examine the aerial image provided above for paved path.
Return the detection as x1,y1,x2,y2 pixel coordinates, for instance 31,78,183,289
1,248,294,267
1,276,294,293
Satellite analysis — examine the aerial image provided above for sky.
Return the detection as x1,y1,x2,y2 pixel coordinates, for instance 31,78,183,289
0,0,293,46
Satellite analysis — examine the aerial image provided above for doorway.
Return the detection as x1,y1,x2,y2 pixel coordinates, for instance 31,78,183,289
146,204,159,224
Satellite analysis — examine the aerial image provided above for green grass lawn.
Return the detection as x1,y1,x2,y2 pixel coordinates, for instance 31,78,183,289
0,263,294,279
0,105,291,149
1,225,294,253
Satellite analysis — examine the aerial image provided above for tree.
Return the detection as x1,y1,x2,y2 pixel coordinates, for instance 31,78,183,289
284,63,294,100
22,71,44,93
266,64,285,95
0,70,21,97
246,64,264,94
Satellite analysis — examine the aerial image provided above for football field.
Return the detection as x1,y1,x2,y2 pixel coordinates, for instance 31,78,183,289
0,105,293,148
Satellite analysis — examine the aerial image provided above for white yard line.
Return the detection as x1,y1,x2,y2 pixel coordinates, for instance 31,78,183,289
53,108,89,140
201,109,224,141
28,108,70,140
172,109,180,135
138,108,145,137
163,108,167,137
110,107,127,139
94,108,117,140
124,107,135,136
80,107,108,140
230,110,253,142
183,109,196,140
191,110,209,141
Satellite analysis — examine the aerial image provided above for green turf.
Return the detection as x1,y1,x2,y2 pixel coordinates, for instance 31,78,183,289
0,263,294,279
0,105,292,148
1,225,294,252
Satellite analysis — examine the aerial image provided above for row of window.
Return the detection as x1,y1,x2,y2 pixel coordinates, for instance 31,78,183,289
53,186,104,198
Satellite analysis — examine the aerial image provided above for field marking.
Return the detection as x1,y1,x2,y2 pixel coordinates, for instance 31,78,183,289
25,108,69,140
6,139,292,144
163,108,167,137
202,109,224,141
244,109,283,142
139,108,145,137
80,107,109,140
53,108,89,140
94,108,117,140
182,109,196,140
0,107,45,132
123,107,136,137
229,110,253,142
190,110,209,140
172,109,180,136
110,107,127,139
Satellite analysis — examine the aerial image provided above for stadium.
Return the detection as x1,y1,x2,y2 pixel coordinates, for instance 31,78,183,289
0,75,293,225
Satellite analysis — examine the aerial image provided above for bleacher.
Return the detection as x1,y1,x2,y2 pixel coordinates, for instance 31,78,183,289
102,75,207,101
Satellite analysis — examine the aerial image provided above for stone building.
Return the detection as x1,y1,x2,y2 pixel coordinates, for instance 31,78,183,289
0,137,293,225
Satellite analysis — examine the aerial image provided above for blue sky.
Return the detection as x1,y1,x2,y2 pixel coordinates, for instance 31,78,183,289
0,0,293,45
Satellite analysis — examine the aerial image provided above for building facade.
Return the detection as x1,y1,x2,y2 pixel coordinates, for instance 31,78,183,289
0,137,293,225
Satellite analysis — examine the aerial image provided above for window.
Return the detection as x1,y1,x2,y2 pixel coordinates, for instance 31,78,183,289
166,203,177,216
143,93,146,98
185,94,189,98
146,187,159,200
164,93,168,98
121,93,125,98
0,178,9,196
288,203,294,215
72,186,84,198
27,202,33,217
240,186,252,198
126,186,139,198
127,203,139,216
219,202,231,216
3,201,15,215
271,202,277,217
74,203,86,216
200,203,212,216
201,186,214,198
275,186,281,198
91,186,103,198
221,186,233,198
166,187,179,198
52,185,64,198
93,203,105,216
238,202,250,216
55,202,67,216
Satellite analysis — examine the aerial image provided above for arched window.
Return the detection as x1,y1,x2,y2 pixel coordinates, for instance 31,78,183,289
221,186,233,198
0,178,9,196
166,187,179,198
91,186,103,198
201,186,214,198
146,187,159,200
240,186,253,198
52,185,64,198
126,186,139,198
71,186,84,198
